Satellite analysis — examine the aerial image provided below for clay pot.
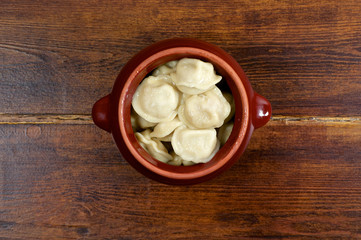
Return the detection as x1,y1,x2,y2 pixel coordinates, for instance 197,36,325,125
92,38,271,185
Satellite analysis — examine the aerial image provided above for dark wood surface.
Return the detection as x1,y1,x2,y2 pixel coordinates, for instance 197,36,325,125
1,0,361,239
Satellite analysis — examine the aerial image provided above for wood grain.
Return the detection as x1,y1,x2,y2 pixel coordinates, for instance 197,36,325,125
2,0,361,239
0,114,93,125
1,0,361,116
1,122,360,239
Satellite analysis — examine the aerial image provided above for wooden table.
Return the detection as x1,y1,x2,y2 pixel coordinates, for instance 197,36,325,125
1,0,361,239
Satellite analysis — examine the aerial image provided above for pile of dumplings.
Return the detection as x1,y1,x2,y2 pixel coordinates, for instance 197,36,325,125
131,58,235,166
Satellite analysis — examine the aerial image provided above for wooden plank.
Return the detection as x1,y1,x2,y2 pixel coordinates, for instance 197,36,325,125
1,0,361,116
1,122,360,239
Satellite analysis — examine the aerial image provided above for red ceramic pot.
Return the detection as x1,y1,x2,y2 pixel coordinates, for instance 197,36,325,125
92,38,271,185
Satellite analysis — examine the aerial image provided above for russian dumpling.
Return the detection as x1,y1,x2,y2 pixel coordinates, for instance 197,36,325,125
171,58,222,94
171,126,219,163
167,152,183,166
223,92,235,123
157,134,173,142
135,129,172,163
131,58,237,166
152,65,174,76
178,87,231,129
168,152,197,166
131,111,140,131
218,122,234,145
150,117,183,139
132,75,181,123
182,159,197,166
152,60,178,77
132,110,157,130
165,60,178,68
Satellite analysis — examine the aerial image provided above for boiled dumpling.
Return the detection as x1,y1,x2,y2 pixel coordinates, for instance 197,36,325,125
152,60,178,76
132,75,181,123
223,92,235,123
132,58,235,166
218,122,234,145
178,87,231,129
137,115,157,129
167,152,183,166
152,65,174,76
135,129,172,163
150,117,183,139
171,58,222,94
157,134,173,142
131,111,139,131
132,110,157,130
165,60,178,68
168,152,197,166
182,159,197,166
171,126,219,163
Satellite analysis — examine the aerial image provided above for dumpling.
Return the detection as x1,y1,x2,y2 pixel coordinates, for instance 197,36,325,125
135,129,172,163
178,87,231,129
218,122,234,145
132,110,157,130
152,60,178,76
131,111,140,131
222,92,235,123
157,134,173,142
137,115,157,129
171,58,222,94
171,126,219,163
165,60,178,68
132,75,181,123
168,152,197,166
152,65,174,76
150,117,183,139
167,152,183,166
182,160,197,166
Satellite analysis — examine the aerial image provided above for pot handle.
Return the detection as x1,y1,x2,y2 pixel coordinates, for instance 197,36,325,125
92,94,111,133
252,92,272,129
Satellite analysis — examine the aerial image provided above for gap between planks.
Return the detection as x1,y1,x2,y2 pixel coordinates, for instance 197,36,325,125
0,114,360,125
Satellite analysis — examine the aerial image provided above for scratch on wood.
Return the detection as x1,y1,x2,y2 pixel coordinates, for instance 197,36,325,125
0,114,360,125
